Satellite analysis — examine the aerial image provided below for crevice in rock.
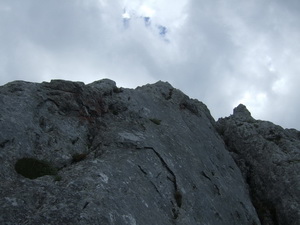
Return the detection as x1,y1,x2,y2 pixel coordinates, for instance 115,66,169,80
147,147,178,192
243,163,279,225
140,146,182,220
250,195,279,225
201,171,221,196
136,163,163,200
201,171,212,181
71,153,88,163
149,180,163,197
213,184,221,196
162,88,173,100
150,148,182,209
172,207,180,220
0,139,10,148
138,165,147,175
82,201,89,210
174,190,182,208
71,137,79,145
86,132,95,150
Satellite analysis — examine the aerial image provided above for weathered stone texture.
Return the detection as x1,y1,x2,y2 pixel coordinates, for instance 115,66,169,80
0,80,264,224
217,104,300,225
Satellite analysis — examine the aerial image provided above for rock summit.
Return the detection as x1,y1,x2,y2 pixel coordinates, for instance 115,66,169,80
0,79,299,225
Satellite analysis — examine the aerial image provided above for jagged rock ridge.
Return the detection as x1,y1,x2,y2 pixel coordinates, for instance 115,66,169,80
217,104,300,225
0,79,298,225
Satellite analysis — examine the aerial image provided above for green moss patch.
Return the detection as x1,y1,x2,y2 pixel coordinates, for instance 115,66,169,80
15,157,58,179
149,118,161,125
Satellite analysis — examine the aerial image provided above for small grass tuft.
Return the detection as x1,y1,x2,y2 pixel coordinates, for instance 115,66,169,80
113,87,123,93
54,175,62,181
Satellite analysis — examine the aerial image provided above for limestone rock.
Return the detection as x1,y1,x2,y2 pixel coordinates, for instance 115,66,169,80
0,80,260,224
217,104,300,225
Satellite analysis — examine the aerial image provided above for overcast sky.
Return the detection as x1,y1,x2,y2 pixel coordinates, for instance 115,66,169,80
1,0,300,129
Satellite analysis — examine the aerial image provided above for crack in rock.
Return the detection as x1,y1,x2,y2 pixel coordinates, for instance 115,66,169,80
0,139,10,148
141,146,183,222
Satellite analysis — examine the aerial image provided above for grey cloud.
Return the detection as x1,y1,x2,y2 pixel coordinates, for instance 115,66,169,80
176,0,300,129
0,0,300,129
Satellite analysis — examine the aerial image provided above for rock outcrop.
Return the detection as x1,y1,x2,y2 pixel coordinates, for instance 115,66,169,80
0,79,260,225
0,79,298,225
217,104,300,225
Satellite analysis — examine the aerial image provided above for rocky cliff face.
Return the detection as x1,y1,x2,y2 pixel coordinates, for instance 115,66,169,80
217,104,300,225
0,79,298,225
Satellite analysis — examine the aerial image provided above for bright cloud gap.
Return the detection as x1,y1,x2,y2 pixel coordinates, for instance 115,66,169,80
122,7,168,38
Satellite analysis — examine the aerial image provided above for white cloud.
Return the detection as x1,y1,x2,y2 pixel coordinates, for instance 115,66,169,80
0,0,300,129
139,5,155,17
234,91,268,115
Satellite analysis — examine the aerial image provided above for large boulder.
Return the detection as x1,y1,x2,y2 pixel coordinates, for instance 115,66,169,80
0,80,260,224
217,104,300,225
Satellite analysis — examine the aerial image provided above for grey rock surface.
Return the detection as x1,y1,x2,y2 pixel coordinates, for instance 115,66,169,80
0,80,261,225
217,104,300,225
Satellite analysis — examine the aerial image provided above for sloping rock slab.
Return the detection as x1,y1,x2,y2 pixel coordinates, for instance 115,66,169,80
0,80,260,225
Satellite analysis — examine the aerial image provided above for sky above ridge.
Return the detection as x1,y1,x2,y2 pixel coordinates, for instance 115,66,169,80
1,0,300,129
